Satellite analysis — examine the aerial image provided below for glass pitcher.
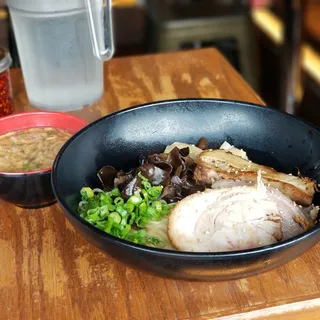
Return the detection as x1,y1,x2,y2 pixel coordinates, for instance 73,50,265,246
6,0,114,111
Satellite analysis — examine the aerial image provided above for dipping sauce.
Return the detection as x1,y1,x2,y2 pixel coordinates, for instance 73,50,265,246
0,127,72,172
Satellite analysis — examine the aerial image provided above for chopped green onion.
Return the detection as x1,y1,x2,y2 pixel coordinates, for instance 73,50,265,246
111,188,121,197
116,205,127,217
99,193,112,204
87,208,99,215
162,202,176,215
109,212,121,224
126,229,147,244
148,186,163,200
80,187,94,200
142,180,151,190
95,220,108,230
146,206,156,217
106,203,115,212
87,198,100,210
138,172,148,181
141,189,148,201
128,213,135,225
121,224,131,237
120,217,128,226
86,208,101,223
152,201,162,213
100,205,109,218
105,216,114,233
139,202,147,215
148,236,165,248
114,197,124,206
137,217,149,228
124,202,134,213
78,173,176,246
128,195,141,205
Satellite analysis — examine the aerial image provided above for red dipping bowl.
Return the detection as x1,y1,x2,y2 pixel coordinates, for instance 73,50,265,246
0,112,87,208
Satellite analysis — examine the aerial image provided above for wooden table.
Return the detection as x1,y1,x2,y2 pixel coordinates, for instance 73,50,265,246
2,48,320,320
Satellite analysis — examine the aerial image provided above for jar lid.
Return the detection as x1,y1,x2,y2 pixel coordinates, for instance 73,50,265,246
0,47,12,74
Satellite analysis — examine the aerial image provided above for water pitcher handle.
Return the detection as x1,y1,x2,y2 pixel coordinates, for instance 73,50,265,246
85,0,114,61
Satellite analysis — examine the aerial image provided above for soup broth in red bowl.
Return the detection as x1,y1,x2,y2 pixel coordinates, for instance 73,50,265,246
0,112,87,208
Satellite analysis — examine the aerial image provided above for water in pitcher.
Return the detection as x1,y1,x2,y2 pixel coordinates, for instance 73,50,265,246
10,9,104,111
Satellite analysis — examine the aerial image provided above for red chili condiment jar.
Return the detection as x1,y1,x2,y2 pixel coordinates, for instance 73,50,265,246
0,47,13,117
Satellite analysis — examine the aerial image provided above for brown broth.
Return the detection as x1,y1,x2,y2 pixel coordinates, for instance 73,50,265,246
0,127,72,172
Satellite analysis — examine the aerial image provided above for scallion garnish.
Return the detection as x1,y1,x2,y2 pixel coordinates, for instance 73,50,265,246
77,172,176,245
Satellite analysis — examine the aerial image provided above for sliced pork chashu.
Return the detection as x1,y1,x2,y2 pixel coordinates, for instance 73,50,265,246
168,178,318,252
194,149,316,206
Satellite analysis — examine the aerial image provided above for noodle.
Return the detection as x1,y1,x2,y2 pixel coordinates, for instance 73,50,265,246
145,216,176,250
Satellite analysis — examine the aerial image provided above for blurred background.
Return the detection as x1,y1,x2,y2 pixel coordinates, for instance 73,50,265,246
1,0,320,126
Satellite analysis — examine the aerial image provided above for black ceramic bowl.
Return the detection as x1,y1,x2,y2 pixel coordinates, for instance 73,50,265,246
52,99,320,281
0,112,87,208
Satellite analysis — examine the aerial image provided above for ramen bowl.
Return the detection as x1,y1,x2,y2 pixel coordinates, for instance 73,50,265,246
52,99,320,281
0,112,87,208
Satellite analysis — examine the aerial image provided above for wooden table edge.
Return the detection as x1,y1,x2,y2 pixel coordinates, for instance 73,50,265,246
214,297,320,320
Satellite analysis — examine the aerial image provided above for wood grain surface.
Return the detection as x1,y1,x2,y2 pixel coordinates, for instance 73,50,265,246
2,48,320,320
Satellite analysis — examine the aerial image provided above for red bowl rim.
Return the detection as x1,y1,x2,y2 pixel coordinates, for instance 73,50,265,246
0,111,88,176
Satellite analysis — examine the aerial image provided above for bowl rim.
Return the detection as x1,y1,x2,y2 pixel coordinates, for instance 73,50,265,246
0,111,88,176
52,98,320,258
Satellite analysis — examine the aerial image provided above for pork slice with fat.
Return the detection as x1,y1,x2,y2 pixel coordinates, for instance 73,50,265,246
194,149,316,206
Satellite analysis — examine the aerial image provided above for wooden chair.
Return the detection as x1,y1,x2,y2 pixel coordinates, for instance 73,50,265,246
299,71,320,127
145,0,259,90
252,3,320,123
